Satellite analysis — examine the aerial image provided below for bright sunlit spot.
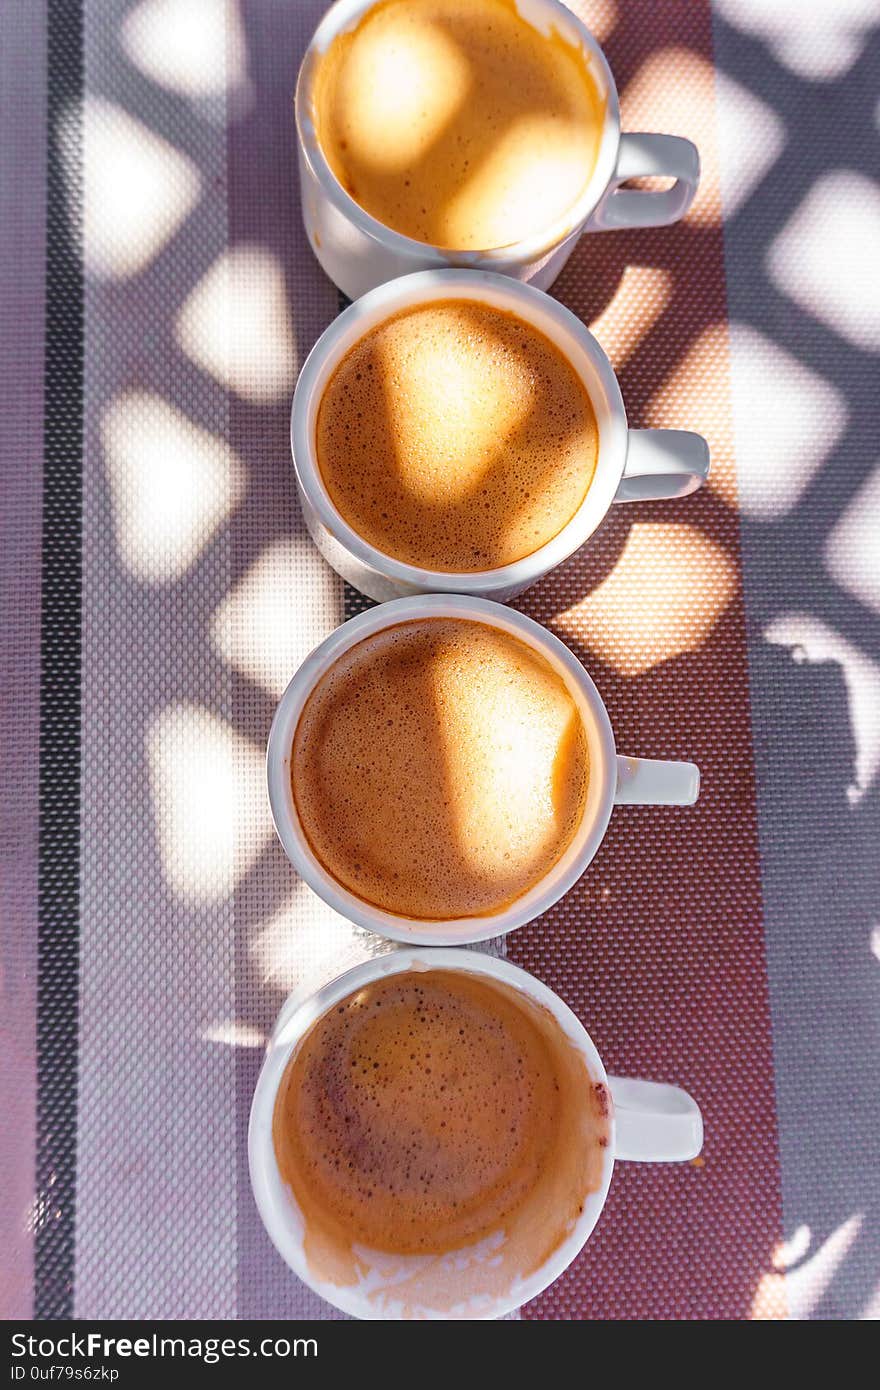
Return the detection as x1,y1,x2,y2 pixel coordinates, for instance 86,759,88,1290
714,0,878,81
251,895,315,994
377,324,532,504
577,0,617,45
442,115,590,244
824,461,880,617
176,245,297,403
427,634,582,882
122,0,249,100
715,70,787,221
328,17,470,171
250,887,380,997
101,391,244,584
773,1224,812,1270
590,265,673,367
726,323,848,519
71,96,200,280
620,49,718,226
148,703,269,905
624,49,786,226
647,324,736,508
765,612,880,804
557,523,738,677
211,539,342,699
768,171,880,353
860,1280,880,1320
751,1214,864,1320
202,1020,265,1048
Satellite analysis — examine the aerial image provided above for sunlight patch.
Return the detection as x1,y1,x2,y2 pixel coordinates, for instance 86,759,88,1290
251,887,387,1000
727,323,847,518
211,539,341,699
177,245,297,403
715,0,877,81
752,1214,863,1320
72,96,200,279
590,266,673,368
647,324,736,508
333,15,470,172
768,171,880,352
824,461,880,616
577,1,617,44
621,49,725,226
202,1020,265,1048
623,50,784,225
122,0,249,100
148,703,269,905
556,523,737,677
102,391,244,584
715,70,786,220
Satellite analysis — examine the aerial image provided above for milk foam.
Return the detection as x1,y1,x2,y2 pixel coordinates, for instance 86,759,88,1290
313,0,604,250
291,618,590,919
316,299,599,573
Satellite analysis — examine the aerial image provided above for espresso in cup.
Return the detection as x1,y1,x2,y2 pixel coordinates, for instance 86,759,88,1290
315,298,599,572
291,616,589,918
252,948,704,1318
270,595,701,943
272,966,609,1281
312,0,604,250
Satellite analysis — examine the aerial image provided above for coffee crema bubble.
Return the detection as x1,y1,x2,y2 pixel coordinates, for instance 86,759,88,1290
291,617,590,920
312,0,605,250
315,299,599,573
272,969,610,1272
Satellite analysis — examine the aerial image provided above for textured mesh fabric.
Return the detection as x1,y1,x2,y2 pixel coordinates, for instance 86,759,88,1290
3,0,879,1323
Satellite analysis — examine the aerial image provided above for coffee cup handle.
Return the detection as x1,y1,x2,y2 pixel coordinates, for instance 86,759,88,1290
608,1077,704,1162
615,428,710,503
614,755,699,806
587,132,700,231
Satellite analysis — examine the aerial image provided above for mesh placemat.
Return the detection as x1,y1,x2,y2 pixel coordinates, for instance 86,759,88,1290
2,0,878,1322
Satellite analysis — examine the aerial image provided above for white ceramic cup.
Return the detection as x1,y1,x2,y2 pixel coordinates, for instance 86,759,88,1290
249,946,704,1319
295,0,700,300
292,268,710,604
266,593,699,946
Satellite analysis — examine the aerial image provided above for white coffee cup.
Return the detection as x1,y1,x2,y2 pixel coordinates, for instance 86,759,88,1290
249,946,703,1319
266,593,699,945
295,0,700,300
292,268,710,604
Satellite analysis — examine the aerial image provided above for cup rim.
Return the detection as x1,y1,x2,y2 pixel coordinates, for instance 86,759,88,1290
248,946,616,1320
294,0,623,265
266,594,618,945
290,268,629,594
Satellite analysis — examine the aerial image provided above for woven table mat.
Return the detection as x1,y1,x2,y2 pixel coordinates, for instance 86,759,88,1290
1,0,878,1322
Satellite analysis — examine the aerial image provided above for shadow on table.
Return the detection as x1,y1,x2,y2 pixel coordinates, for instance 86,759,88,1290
72,0,880,1320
